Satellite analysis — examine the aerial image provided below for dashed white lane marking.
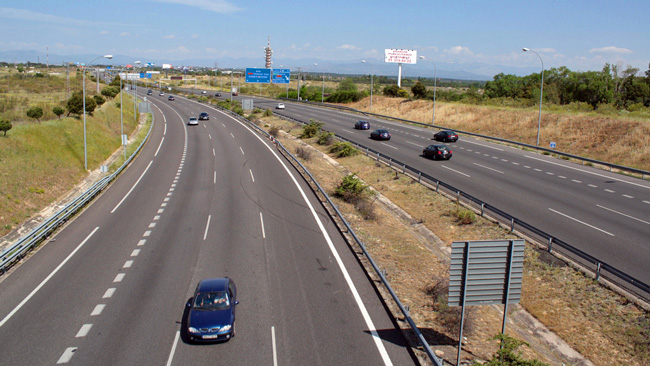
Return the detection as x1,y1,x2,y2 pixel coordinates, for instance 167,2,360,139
405,140,425,148
272,326,278,366
546,172,555,176
103,288,116,298
0,227,100,328
644,200,650,205
76,324,92,337
473,163,504,174
549,208,614,236
111,160,154,213
144,231,152,237
214,171,217,184
442,165,471,177
162,203,168,207
250,169,255,182
149,223,156,228
57,347,77,364
240,147,245,155
138,239,146,246
559,175,567,179
154,215,160,220
203,215,211,241
230,133,235,138
260,212,266,239
463,139,504,151
604,189,615,193
622,194,634,199
123,260,133,268
588,184,598,188
91,304,105,316
597,204,650,225
113,273,125,282
131,249,140,257
571,179,582,183
213,148,216,156
380,142,398,150
155,137,165,157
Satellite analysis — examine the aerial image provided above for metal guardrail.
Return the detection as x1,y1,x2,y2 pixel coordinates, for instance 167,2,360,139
277,99,650,179
0,91,154,274
276,113,650,305
212,105,444,365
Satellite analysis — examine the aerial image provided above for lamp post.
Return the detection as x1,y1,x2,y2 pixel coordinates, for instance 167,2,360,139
133,61,141,122
315,63,325,103
361,60,373,112
522,48,544,146
419,56,438,125
83,54,112,171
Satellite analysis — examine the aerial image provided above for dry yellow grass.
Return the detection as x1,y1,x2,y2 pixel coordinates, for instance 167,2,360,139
260,115,649,365
348,96,650,171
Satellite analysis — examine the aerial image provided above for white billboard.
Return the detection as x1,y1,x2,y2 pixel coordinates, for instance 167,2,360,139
162,63,173,69
384,49,418,64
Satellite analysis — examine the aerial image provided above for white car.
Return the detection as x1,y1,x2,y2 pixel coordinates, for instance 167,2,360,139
201,90,207,94
276,103,285,109
188,117,199,126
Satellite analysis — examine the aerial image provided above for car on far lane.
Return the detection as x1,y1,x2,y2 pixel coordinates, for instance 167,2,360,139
147,89,152,95
186,277,238,343
370,129,391,140
232,92,238,96
168,95,175,101
199,112,209,120
188,116,199,126
215,93,222,97
276,103,285,109
423,144,453,160
159,92,165,96
354,120,370,130
201,90,207,94
433,130,459,142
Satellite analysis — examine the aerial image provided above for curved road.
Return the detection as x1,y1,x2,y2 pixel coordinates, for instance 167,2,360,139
213,92,650,286
0,90,417,365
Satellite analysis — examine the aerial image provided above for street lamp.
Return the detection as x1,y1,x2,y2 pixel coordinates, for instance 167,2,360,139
419,55,437,125
522,48,544,146
133,61,141,122
83,54,112,171
315,63,325,103
361,60,373,112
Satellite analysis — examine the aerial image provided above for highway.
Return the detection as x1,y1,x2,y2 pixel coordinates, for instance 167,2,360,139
0,90,417,365
210,92,650,287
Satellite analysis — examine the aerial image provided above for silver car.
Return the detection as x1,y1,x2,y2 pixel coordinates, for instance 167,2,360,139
188,117,199,126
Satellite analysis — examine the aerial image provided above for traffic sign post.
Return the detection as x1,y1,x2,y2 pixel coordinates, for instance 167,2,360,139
245,68,272,83
272,69,291,84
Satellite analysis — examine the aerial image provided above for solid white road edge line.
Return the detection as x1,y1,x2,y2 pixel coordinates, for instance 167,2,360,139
0,227,100,328
272,326,278,366
165,331,180,366
110,160,153,213
203,215,211,241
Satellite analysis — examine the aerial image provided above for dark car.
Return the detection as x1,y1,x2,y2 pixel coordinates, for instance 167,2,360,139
168,95,175,101
433,130,459,142
370,129,391,140
232,92,238,96
186,278,239,342
423,144,453,160
147,89,152,95
215,93,222,97
199,112,209,120
354,120,370,130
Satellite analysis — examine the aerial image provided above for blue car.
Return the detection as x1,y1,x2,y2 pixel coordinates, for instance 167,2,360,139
354,120,370,130
186,278,238,342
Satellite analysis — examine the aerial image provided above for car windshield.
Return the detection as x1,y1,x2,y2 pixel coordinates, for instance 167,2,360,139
194,291,230,310
438,146,449,151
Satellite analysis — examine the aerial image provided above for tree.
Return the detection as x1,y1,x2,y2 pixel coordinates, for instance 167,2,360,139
26,106,44,123
109,75,122,88
411,81,427,99
93,95,106,106
337,78,358,92
53,106,65,119
0,119,12,136
101,86,119,99
66,92,97,116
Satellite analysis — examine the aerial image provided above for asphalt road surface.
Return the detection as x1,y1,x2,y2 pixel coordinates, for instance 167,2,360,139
0,90,418,365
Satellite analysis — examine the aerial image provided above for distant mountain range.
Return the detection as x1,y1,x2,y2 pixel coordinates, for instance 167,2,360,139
0,49,541,81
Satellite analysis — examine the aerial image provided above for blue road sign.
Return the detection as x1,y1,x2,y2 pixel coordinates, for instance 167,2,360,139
139,73,152,79
245,68,272,83
272,69,291,84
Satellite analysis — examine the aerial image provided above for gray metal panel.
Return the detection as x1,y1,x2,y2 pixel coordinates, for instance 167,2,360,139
448,240,525,307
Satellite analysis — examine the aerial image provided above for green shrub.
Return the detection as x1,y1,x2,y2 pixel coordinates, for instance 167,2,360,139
26,106,43,122
300,120,324,139
0,119,12,136
317,131,334,145
52,106,65,119
334,174,368,203
473,334,548,366
454,208,476,224
269,126,280,138
325,91,365,103
295,146,312,160
329,141,358,157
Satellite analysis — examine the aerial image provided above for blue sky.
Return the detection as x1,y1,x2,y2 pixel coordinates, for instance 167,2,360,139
1,0,649,77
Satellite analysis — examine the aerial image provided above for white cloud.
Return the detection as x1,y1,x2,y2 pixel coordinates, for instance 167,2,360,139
191,34,199,39
163,35,175,39
338,44,359,51
589,46,632,54
99,30,109,35
445,46,473,55
150,0,242,14
119,32,130,37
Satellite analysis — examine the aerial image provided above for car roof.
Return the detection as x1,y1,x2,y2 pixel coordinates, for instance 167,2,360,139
374,129,388,132
427,144,448,148
196,278,230,293
200,112,208,115
189,116,197,119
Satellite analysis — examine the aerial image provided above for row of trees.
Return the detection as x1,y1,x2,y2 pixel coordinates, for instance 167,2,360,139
482,63,650,109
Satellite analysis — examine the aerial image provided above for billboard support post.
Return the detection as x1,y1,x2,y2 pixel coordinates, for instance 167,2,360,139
385,49,418,89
